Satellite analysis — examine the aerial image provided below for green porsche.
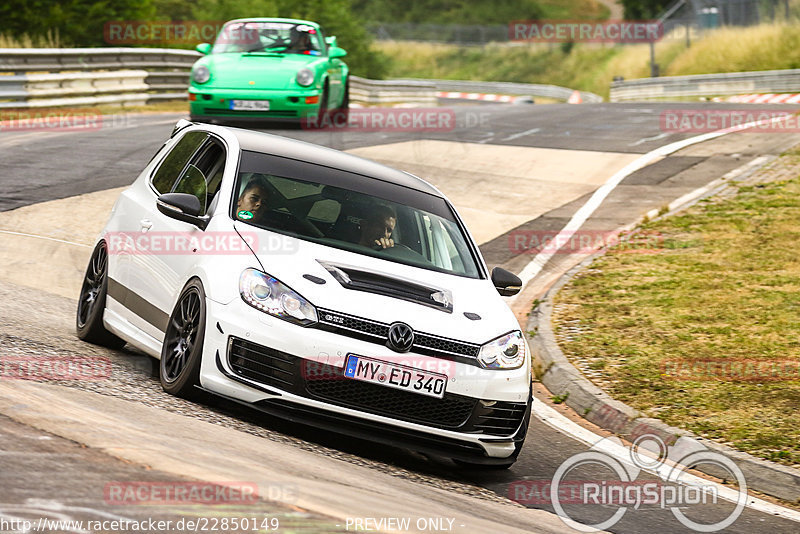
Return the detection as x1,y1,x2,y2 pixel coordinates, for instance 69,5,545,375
188,18,349,123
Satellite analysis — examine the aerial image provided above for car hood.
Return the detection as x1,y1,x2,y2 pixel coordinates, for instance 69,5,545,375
235,222,519,345
199,53,321,90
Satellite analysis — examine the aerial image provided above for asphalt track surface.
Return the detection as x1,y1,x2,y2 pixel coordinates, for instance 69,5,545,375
2,103,800,533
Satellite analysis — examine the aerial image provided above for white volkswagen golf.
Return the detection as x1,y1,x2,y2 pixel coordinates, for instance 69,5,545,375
77,120,531,467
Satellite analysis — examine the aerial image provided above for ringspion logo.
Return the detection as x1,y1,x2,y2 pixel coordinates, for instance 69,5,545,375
511,434,747,532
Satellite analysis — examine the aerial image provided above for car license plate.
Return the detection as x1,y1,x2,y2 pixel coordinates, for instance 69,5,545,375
229,100,270,111
344,355,447,399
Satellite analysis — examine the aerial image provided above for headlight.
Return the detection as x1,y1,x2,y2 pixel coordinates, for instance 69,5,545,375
296,68,314,87
240,269,317,326
477,331,526,369
192,65,210,84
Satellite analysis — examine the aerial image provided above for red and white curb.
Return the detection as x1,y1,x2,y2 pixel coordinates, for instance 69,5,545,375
436,91,516,102
727,93,800,104
438,89,586,104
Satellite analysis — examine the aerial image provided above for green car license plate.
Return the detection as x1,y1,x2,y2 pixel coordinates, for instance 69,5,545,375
229,100,270,111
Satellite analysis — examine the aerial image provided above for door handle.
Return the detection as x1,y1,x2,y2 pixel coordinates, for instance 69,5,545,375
139,219,153,232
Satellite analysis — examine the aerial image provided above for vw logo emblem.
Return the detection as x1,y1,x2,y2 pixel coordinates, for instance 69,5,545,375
387,322,414,353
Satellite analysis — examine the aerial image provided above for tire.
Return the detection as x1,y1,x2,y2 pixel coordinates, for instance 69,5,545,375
333,79,349,123
319,83,330,122
76,241,126,349
160,279,206,398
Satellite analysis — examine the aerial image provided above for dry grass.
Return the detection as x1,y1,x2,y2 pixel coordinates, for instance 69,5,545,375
665,24,800,74
376,22,800,98
0,31,63,48
553,151,800,467
537,0,610,20
0,101,188,122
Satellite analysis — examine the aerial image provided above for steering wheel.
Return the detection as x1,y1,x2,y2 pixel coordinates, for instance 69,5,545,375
374,242,429,262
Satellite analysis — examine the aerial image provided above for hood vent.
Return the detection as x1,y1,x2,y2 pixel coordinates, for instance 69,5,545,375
318,261,453,313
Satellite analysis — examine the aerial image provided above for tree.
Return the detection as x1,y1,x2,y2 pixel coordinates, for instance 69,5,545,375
620,0,673,19
275,0,387,78
0,0,157,46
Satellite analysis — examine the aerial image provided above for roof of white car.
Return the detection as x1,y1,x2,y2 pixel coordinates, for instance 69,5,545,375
223,126,444,198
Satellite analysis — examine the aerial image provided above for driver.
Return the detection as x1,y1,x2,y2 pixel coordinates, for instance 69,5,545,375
236,176,270,223
289,27,320,55
359,205,397,249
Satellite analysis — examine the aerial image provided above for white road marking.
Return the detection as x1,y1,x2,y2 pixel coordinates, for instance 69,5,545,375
532,399,800,523
507,113,792,306
477,132,496,144
501,127,541,142
0,230,90,248
629,131,670,146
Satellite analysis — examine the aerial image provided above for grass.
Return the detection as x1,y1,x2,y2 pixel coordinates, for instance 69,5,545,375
664,24,800,74
0,102,189,123
552,149,800,467
377,23,800,98
0,31,62,48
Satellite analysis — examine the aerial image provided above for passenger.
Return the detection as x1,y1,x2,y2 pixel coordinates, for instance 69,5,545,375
236,176,270,223
359,205,397,249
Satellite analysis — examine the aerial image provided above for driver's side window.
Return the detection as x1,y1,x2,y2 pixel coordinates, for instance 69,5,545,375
153,133,226,217
151,131,207,194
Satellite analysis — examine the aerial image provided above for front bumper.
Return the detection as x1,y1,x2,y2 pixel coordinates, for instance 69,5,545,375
198,297,532,462
188,86,321,121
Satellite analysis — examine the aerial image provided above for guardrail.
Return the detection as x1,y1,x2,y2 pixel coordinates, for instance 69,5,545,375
610,68,800,102
0,48,196,108
0,70,152,108
403,78,603,103
349,76,437,105
0,47,198,72
0,47,597,108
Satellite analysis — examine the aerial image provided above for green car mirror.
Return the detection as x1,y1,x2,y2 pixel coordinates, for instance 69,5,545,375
195,43,211,55
328,47,347,59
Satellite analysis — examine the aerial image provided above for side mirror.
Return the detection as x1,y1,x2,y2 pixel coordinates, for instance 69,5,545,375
196,43,211,55
157,193,210,230
325,36,338,48
491,267,522,297
328,46,347,59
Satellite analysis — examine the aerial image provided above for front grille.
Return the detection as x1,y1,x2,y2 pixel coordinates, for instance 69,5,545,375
319,309,388,340
415,332,480,358
317,308,481,361
471,401,528,435
303,361,477,429
225,337,524,436
227,337,298,389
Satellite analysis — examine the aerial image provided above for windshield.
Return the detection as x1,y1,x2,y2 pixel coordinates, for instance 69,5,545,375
231,152,481,279
212,21,323,55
